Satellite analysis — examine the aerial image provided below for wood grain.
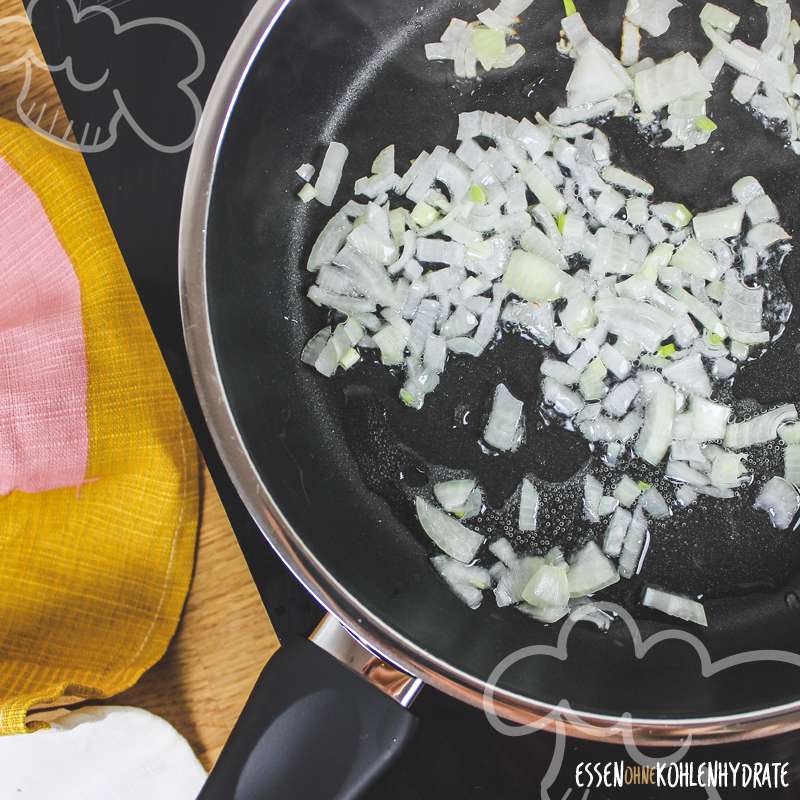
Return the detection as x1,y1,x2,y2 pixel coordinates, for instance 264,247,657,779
0,1,280,770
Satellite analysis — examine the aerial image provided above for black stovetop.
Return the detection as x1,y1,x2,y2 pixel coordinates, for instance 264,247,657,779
27,1,800,796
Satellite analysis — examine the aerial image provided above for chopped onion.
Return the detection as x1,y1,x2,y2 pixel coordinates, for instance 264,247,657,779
596,297,674,354
604,507,632,557
692,205,744,241
709,451,747,489
634,52,711,114
601,165,654,195
700,2,739,34
503,250,577,301
542,359,580,386
676,485,699,506
621,19,641,67
724,404,798,450
568,541,620,596
433,479,477,512
542,377,585,416
522,563,570,608
747,222,791,251
642,585,707,626
670,237,721,280
754,477,800,529
583,475,604,522
494,555,543,607
519,479,540,531
618,506,648,578
663,353,712,398
641,487,671,518
635,382,675,465
314,142,349,207
416,496,485,562
484,383,525,451
432,555,491,608
517,602,569,623
614,474,642,507
784,444,800,486
625,0,682,37
666,459,709,486
603,378,639,417
721,274,766,345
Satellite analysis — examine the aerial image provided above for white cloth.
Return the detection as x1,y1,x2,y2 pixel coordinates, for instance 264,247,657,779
0,705,206,799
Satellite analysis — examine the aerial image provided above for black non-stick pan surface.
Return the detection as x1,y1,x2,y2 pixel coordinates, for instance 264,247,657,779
205,0,800,720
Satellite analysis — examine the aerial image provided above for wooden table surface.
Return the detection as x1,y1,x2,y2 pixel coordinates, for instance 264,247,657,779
0,0,281,771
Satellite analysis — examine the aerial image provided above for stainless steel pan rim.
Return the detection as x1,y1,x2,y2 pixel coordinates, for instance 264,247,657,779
178,0,800,746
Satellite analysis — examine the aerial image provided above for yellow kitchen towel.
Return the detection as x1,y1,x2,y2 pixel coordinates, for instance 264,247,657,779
0,118,199,734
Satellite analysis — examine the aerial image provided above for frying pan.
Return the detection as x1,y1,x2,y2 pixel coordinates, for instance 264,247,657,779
180,0,800,795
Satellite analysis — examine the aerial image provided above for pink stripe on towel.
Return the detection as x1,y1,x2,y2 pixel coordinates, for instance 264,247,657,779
0,156,88,495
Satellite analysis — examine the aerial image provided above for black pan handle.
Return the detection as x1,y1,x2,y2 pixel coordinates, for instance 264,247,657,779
197,623,419,800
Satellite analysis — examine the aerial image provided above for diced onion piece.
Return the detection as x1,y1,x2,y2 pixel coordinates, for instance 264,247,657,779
779,422,800,445
666,459,709,486
784,444,800,487
676,485,698,506
542,377,585,416
522,563,570,608
668,285,726,338
503,250,577,302
731,175,764,205
489,537,517,567
747,222,791,251
579,357,608,402
603,379,639,418
583,475,604,522
626,0,682,37
519,479,540,531
542,359,580,386
709,451,746,489
484,383,525,452
670,237,721,280
618,506,648,578
601,165,654,195
641,487,671,518
296,162,316,181
599,344,631,381
663,353,712,398
517,602,569,623
604,507,632,557
298,183,317,203
614,475,642,507
724,404,798,450
700,2,739,34
634,52,711,114
635,382,675,465
568,541,620,596
621,19,641,67
566,38,632,107
676,396,731,442
746,194,779,226
642,585,708,626
373,325,407,366
692,205,744,241
433,479,477,512
652,202,693,228
432,555,491,609
371,144,395,176
520,163,567,216
596,297,674,354
314,142,349,207
494,555,543,607
415,496,485,562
